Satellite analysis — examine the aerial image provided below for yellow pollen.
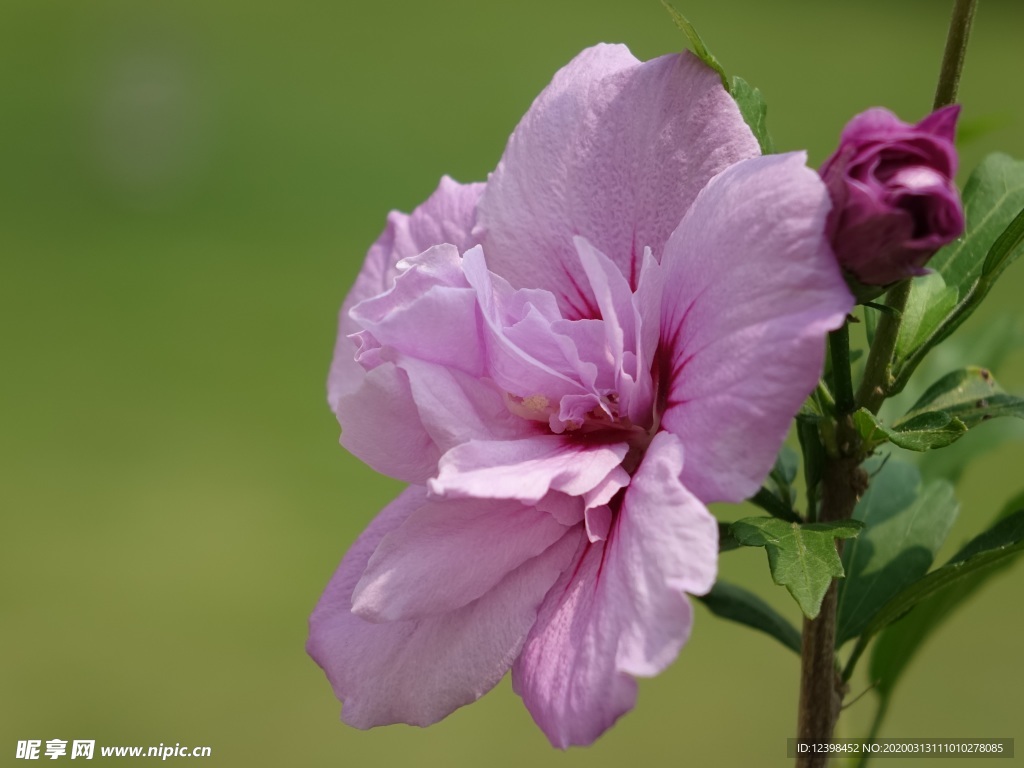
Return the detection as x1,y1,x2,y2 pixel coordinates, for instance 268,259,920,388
522,394,549,414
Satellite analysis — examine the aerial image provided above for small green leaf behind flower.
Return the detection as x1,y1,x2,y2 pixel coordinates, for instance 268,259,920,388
661,2,775,154
731,76,775,154
730,517,864,619
660,1,727,87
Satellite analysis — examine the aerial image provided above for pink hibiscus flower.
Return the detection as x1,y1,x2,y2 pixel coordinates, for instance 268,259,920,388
309,44,853,747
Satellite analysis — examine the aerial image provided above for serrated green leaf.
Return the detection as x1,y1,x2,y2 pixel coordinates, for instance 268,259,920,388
852,407,966,452
698,580,802,655
731,517,864,618
835,460,957,646
730,76,774,154
660,1,728,89
893,154,1024,388
844,507,1024,681
900,366,1024,428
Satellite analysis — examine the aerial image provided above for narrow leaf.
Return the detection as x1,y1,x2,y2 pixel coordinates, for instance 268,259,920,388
698,580,802,655
731,517,864,618
797,415,824,521
894,272,957,361
863,304,879,348
900,366,1024,428
718,521,740,553
909,319,1024,484
844,508,1024,680
928,153,1024,298
660,1,729,89
836,459,958,646
764,444,799,511
750,487,801,523
982,204,1024,278
868,491,1024,695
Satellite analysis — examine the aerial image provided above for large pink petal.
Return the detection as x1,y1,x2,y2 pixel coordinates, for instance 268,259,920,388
328,176,483,409
512,432,717,747
353,495,572,621
429,436,629,504
611,432,717,675
307,486,579,730
511,536,633,748
476,46,759,317
658,152,854,503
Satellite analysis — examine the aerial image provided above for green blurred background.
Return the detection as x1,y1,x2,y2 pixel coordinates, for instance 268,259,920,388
2,1,1023,765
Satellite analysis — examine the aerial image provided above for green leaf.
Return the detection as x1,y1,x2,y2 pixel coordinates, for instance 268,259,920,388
835,460,957,646
718,521,741,553
982,204,1024,278
697,580,802,655
917,417,1024,485
730,76,774,154
843,506,1024,681
797,415,825,521
892,318,1024,484
863,304,879,348
731,517,864,618
900,366,1024,429
928,153,1024,300
766,444,798,509
893,154,1024,388
660,1,728,89
852,407,966,452
749,445,801,522
866,492,1024,702
894,272,957,361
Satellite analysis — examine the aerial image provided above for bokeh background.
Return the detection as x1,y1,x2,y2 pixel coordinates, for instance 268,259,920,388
3,1,1023,766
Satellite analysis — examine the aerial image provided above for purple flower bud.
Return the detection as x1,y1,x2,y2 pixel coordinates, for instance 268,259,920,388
820,105,964,287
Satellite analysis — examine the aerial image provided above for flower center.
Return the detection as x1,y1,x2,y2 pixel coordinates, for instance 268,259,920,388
506,389,655,474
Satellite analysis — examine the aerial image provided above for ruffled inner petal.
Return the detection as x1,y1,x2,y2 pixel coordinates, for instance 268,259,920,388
429,436,629,504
